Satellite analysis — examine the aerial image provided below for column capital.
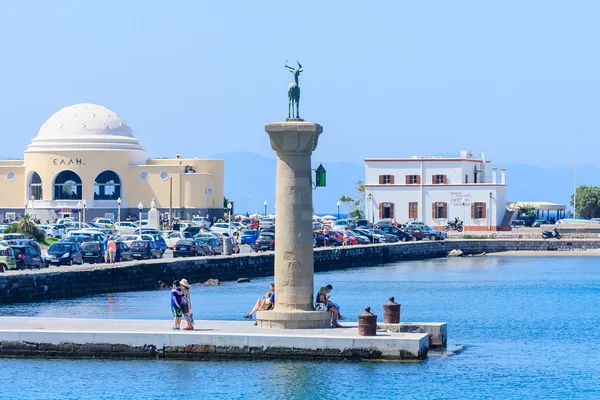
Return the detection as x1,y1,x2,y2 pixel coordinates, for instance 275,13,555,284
265,122,323,153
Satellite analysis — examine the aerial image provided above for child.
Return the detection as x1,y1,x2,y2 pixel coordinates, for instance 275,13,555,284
171,280,184,331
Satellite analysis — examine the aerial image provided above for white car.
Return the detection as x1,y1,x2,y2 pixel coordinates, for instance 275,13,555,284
164,231,194,248
114,221,138,235
259,218,275,229
191,217,211,229
117,234,156,247
37,225,62,238
92,218,114,228
210,223,238,235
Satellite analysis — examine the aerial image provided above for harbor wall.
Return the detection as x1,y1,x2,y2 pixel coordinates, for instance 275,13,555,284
1,239,599,304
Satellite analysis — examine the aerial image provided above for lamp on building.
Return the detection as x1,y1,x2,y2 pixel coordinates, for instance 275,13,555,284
337,200,341,220
117,197,122,234
82,199,87,226
263,200,267,217
227,202,232,236
138,202,143,234
77,201,83,229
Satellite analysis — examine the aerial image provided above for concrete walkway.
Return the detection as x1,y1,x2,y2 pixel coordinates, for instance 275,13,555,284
0,317,430,361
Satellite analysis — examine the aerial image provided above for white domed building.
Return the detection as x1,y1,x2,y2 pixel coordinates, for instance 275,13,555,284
0,103,223,223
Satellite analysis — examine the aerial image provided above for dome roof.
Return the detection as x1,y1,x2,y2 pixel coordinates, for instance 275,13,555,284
26,103,145,153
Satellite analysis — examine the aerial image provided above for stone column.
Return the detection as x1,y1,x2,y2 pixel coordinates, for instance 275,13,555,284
256,121,331,329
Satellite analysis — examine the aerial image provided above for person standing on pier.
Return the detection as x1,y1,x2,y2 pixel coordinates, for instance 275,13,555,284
180,279,194,330
171,280,184,331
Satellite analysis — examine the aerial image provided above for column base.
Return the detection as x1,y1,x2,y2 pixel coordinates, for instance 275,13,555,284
256,310,332,329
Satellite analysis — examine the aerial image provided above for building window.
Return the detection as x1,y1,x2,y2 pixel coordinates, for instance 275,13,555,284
379,202,394,219
408,202,418,219
406,175,421,184
53,170,82,200
433,175,447,184
94,170,121,200
378,175,394,184
465,174,469,183
432,202,448,219
471,202,486,219
6,172,15,181
29,172,43,200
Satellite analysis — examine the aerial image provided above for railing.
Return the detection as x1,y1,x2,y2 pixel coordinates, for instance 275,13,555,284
27,200,130,209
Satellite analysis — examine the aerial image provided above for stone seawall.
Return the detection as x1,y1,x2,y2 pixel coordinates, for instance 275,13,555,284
1,240,599,304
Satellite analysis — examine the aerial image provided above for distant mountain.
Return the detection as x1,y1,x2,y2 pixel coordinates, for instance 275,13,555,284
214,152,595,213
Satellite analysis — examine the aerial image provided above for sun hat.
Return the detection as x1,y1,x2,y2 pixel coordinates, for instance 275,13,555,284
180,279,190,288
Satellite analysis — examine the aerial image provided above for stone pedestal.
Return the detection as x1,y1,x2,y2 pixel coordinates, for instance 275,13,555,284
256,121,331,329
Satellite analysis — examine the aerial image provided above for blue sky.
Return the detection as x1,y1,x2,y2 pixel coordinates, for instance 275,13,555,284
1,1,599,168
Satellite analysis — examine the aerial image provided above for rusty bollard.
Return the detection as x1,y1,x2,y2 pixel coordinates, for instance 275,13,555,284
358,306,377,336
383,296,401,324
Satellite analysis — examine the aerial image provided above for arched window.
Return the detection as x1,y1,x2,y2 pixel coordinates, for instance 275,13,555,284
94,170,121,200
53,171,82,200
30,172,43,200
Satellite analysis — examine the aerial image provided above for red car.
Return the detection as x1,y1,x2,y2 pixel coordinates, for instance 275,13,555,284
404,227,423,241
329,230,358,245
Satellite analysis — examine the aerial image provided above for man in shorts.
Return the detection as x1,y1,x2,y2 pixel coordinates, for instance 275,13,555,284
103,236,109,263
171,280,183,330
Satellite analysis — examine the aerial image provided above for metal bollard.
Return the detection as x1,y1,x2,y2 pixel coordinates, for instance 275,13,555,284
383,296,401,324
358,306,377,336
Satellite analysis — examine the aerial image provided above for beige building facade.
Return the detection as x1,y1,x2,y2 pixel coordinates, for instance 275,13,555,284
0,103,223,222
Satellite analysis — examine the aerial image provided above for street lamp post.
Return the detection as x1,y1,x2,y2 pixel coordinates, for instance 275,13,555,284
337,200,341,220
77,201,83,229
227,202,232,236
367,193,373,224
24,200,28,216
263,200,267,217
82,199,87,226
488,192,493,231
138,202,143,234
117,197,122,235
31,196,35,219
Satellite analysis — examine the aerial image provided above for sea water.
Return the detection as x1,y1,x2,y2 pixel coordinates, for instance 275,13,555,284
0,256,598,399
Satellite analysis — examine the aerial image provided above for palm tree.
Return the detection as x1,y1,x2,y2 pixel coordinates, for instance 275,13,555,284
17,214,36,236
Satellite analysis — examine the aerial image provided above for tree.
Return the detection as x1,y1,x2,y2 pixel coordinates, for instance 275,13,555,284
517,203,537,216
3,214,45,242
339,181,366,219
570,185,600,219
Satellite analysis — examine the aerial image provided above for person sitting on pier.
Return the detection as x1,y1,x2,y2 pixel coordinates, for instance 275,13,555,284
325,284,344,320
316,286,341,328
243,283,275,319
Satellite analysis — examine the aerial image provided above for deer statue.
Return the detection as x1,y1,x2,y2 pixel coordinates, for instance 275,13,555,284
285,61,303,119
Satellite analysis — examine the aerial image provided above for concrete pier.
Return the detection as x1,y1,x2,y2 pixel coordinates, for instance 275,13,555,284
0,317,429,361
379,322,448,348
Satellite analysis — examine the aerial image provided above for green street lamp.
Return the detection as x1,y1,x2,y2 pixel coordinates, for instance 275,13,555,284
315,164,326,187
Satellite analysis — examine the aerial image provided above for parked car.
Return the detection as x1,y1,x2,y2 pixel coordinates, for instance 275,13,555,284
44,242,83,267
350,229,379,244
313,231,342,247
420,226,446,241
196,237,223,255
117,234,156,247
404,227,424,241
11,245,43,269
531,220,550,228
130,240,163,259
0,244,17,272
92,218,114,228
329,230,358,245
210,223,239,235
173,239,212,257
150,234,167,253
191,216,211,229
0,233,29,246
511,220,526,228
241,229,260,245
373,228,399,243
37,225,63,238
377,225,413,242
355,229,387,243
405,221,426,228
347,230,370,244
114,221,139,235
253,232,275,251
355,219,370,228
60,235,90,245
331,219,357,230
375,219,396,227
65,230,105,242
164,231,193,248
259,218,275,230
